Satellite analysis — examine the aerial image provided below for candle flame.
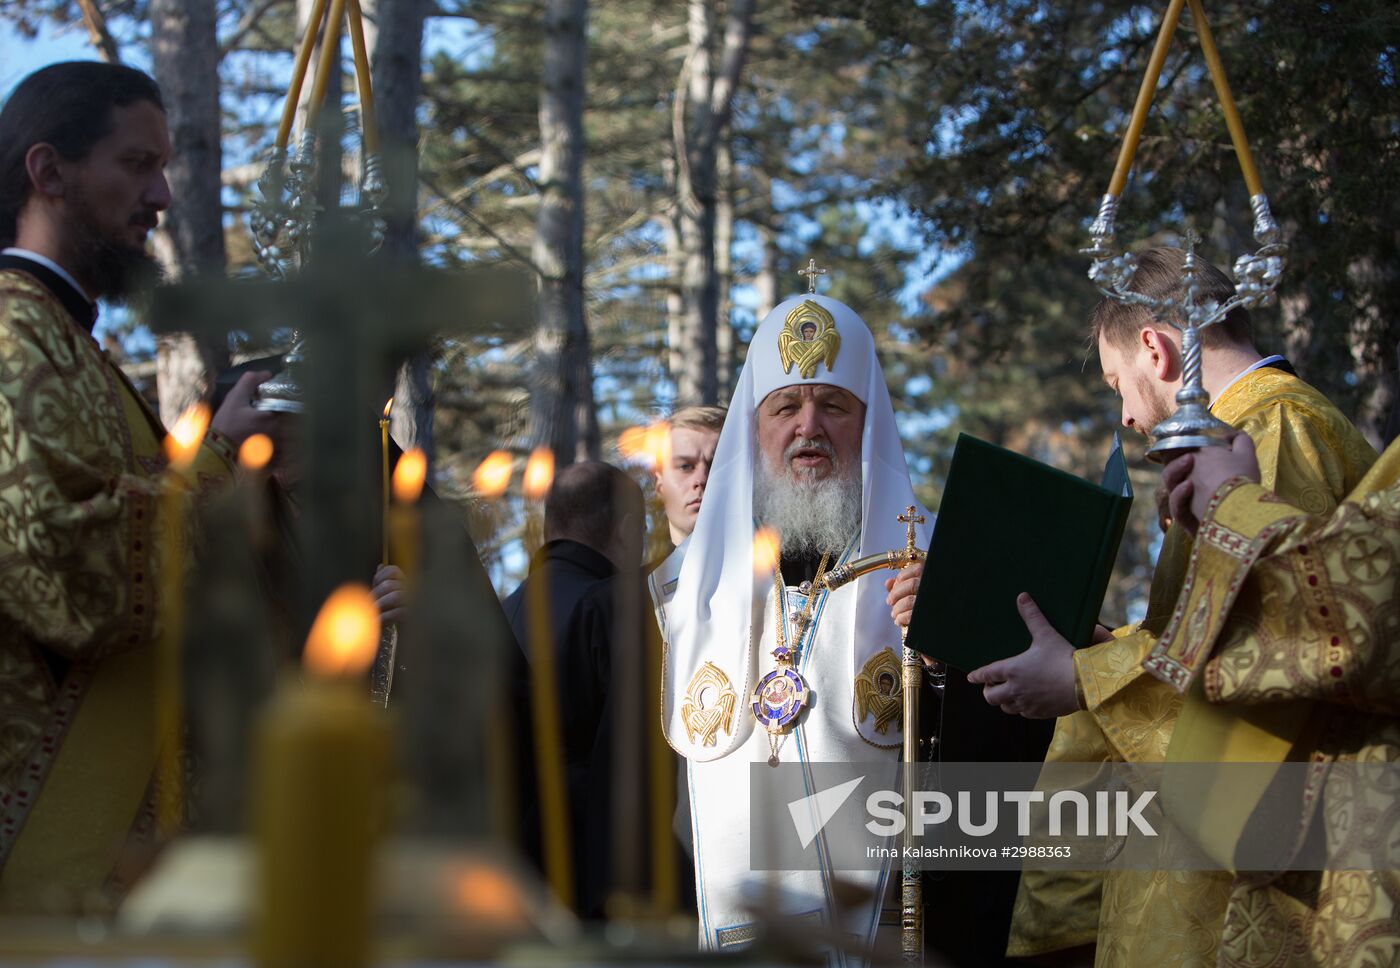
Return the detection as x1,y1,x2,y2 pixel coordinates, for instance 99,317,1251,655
382,396,393,419
303,583,380,677
238,433,274,471
164,403,211,469
617,426,647,460
472,450,513,498
645,421,672,469
523,446,555,501
453,864,524,921
752,526,781,577
618,420,672,469
392,448,428,503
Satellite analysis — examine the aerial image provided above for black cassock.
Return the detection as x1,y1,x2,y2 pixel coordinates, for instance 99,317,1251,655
503,539,617,915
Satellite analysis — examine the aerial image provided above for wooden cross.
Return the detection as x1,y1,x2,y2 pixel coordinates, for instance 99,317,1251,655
798,258,827,294
152,210,533,632
898,505,925,560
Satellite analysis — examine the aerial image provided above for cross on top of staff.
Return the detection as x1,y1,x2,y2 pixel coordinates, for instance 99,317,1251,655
798,259,827,294
898,505,924,555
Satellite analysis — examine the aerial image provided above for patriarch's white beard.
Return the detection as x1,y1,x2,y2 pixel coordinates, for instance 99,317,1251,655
753,439,862,559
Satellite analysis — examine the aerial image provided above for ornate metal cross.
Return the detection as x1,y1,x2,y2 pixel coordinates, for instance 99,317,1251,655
898,505,925,559
798,258,827,294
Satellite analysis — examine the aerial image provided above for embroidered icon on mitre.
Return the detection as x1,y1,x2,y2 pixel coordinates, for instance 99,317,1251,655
682,661,738,747
778,300,841,380
855,648,902,735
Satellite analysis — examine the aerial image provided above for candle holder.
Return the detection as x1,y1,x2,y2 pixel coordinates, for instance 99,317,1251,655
1081,0,1288,462
1084,215,1286,462
251,126,387,283
247,0,387,413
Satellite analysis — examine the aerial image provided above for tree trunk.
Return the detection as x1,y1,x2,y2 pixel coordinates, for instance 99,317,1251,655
673,0,754,406
755,217,779,321
149,0,229,424
715,135,734,399
530,0,598,464
661,158,686,389
367,0,433,456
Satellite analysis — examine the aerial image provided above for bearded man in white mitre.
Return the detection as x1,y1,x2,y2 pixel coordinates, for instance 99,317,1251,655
656,290,930,962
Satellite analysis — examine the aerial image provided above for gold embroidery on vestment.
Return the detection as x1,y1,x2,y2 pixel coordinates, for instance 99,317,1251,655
854,648,902,735
681,661,737,747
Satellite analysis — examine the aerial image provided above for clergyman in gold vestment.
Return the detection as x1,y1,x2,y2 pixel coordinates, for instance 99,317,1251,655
0,62,274,914
1153,430,1400,966
937,248,1378,966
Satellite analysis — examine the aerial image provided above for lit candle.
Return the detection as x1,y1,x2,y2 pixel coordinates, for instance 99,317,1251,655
380,397,392,564
472,449,514,499
239,433,275,473
388,448,426,584
253,583,389,968
519,449,573,907
522,446,554,502
617,420,672,472
156,402,211,837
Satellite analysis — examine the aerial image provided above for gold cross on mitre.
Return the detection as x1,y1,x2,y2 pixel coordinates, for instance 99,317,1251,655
798,258,827,294
898,505,925,558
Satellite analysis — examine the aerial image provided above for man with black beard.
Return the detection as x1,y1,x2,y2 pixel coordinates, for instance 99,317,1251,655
0,62,273,913
656,291,929,963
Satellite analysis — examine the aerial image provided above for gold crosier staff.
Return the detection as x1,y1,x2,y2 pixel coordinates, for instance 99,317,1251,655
817,506,929,963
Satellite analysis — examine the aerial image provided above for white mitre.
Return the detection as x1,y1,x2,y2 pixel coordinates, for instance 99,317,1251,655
662,292,930,761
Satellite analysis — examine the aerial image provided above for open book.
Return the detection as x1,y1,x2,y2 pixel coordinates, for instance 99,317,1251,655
906,433,1133,671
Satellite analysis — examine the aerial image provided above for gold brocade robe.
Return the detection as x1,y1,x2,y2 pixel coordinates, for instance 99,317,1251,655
1149,441,1400,967
0,268,236,914
1008,367,1378,965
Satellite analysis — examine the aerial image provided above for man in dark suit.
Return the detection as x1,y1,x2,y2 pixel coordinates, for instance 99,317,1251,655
502,461,644,915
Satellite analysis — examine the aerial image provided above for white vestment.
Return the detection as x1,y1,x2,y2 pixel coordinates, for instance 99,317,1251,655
655,293,930,963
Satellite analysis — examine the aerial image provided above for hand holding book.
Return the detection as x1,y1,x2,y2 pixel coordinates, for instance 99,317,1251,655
966,593,1114,719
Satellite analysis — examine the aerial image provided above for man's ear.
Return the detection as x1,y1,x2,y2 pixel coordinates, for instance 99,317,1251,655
1140,328,1179,381
24,144,67,200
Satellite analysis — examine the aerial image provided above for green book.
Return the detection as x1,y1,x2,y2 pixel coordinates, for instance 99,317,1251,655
906,433,1134,671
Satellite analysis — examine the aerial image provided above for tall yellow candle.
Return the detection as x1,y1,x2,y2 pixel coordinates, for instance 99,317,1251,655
389,448,426,584
519,449,574,908
380,397,392,564
253,583,389,968
156,402,211,837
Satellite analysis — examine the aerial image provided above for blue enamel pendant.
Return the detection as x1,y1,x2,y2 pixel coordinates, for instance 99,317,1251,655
752,646,809,734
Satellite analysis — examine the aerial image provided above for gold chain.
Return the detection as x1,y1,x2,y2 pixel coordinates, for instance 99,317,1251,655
765,551,831,766
770,551,831,662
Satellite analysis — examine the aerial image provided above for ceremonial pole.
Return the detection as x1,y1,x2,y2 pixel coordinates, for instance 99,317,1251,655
897,508,924,966
816,506,929,963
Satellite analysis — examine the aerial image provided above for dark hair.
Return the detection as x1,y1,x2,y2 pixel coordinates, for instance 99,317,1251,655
0,61,164,246
544,461,643,553
1089,245,1252,351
